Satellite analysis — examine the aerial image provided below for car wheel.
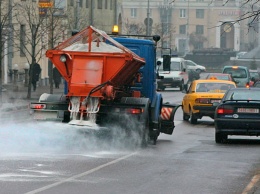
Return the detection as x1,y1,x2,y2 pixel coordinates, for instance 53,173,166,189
179,81,184,91
215,132,227,143
189,108,197,124
158,86,165,91
183,111,189,121
196,69,202,73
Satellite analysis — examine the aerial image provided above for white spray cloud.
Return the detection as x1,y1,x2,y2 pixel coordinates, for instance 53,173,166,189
0,115,145,157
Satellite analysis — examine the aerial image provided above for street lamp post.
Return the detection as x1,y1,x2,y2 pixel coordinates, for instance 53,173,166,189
146,0,150,36
185,0,190,55
24,63,29,87
13,64,18,91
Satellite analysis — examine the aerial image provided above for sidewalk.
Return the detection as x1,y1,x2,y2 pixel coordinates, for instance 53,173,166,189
0,83,64,111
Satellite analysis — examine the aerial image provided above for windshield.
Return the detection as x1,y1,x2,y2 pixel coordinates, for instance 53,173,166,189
196,82,235,93
223,68,247,78
159,61,181,71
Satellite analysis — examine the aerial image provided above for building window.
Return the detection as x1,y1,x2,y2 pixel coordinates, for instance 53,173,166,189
179,25,186,34
180,9,186,18
195,42,203,49
131,8,137,18
98,0,102,9
196,0,204,2
196,25,204,34
196,9,204,18
79,0,83,7
70,0,74,6
20,25,26,57
105,0,108,9
86,0,89,8
110,0,113,10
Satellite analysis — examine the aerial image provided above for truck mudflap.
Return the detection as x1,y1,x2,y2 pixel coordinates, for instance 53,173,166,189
160,104,181,135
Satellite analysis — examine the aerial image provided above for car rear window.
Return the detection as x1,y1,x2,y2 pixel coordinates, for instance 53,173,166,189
223,68,247,78
196,82,235,92
227,90,260,100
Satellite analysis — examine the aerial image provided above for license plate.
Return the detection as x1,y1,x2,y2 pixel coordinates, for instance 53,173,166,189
237,108,259,113
33,111,58,120
211,99,221,103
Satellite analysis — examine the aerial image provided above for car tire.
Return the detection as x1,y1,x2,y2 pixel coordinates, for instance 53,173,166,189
215,132,227,143
183,111,189,121
196,69,202,74
179,81,184,91
158,86,165,91
189,109,197,124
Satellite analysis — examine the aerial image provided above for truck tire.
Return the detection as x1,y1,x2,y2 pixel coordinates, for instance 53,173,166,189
120,97,150,148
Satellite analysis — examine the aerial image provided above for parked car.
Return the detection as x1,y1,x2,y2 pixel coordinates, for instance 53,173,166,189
236,52,247,59
205,73,234,82
185,60,206,73
182,79,236,124
214,88,260,143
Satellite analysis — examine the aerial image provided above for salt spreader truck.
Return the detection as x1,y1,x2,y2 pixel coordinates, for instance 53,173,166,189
30,26,180,145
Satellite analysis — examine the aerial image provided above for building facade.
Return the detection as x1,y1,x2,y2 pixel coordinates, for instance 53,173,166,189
121,0,258,56
3,0,122,85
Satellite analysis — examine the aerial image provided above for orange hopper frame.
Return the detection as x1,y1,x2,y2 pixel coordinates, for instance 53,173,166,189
46,26,145,99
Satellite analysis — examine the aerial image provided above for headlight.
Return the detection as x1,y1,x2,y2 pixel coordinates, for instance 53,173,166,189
60,55,67,62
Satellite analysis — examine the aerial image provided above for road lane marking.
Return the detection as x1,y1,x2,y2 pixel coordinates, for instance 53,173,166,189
242,174,260,194
24,152,136,194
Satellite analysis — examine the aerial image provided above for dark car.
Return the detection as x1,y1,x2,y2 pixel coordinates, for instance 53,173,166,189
214,88,260,143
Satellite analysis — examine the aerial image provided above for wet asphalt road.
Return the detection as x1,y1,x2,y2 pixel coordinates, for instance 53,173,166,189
0,89,260,194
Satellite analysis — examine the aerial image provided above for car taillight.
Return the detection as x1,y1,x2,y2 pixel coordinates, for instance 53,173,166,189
126,108,143,114
216,106,234,114
195,98,210,104
30,104,46,109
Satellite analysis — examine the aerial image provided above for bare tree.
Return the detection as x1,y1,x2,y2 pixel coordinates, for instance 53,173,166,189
66,4,90,32
13,0,67,99
189,32,207,50
123,18,146,35
12,1,47,99
213,0,260,31
0,0,14,105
